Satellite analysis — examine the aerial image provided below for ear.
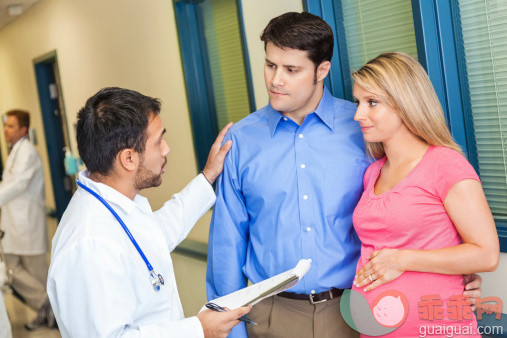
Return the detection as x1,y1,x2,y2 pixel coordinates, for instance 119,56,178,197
316,61,331,82
117,148,140,172
21,126,29,136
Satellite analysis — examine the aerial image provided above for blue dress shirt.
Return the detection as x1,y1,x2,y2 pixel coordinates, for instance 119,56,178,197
206,87,370,336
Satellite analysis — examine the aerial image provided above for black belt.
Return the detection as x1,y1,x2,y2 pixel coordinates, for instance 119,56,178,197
278,288,345,304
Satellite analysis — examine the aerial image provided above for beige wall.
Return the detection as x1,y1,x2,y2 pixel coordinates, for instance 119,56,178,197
0,0,215,239
2,0,505,316
0,0,305,243
480,253,507,306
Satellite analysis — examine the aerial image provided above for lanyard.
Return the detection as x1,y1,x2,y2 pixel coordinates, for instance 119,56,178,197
76,180,164,292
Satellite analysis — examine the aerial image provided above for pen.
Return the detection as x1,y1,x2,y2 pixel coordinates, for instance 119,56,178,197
205,302,258,325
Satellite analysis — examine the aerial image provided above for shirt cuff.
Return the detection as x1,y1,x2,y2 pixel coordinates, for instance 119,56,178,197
200,171,213,185
139,316,204,337
189,316,205,338
197,173,216,199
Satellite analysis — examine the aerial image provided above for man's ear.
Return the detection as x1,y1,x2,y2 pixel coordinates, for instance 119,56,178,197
316,61,331,82
117,148,140,172
21,126,29,137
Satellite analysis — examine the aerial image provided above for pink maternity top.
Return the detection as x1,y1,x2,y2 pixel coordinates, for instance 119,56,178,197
352,146,481,337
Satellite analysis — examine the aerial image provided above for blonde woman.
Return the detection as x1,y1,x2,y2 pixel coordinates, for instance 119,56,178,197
351,52,499,337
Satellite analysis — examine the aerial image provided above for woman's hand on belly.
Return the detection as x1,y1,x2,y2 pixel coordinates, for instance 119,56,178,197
353,248,406,292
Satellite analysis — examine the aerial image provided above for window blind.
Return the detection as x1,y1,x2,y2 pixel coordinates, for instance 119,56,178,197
339,0,418,73
458,0,507,223
199,0,250,129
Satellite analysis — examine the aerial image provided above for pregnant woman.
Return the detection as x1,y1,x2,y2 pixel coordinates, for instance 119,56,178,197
351,52,499,337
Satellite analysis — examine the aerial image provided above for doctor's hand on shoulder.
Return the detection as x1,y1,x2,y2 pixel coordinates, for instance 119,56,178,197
202,122,233,184
197,305,251,338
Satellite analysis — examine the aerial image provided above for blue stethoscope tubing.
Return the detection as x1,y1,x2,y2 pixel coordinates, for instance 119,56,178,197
76,180,164,291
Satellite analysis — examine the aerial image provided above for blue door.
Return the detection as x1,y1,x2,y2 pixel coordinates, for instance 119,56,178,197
34,57,72,221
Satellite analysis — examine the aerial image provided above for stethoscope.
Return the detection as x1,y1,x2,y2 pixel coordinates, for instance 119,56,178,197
76,180,165,292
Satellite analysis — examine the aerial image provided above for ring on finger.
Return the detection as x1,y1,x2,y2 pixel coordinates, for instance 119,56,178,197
369,275,374,282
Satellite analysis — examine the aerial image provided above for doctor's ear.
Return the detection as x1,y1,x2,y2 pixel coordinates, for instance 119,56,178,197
117,148,140,172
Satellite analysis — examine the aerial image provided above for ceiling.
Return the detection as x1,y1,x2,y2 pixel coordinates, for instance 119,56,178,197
0,0,41,31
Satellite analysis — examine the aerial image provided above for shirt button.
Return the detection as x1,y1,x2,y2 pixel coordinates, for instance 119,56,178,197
299,133,304,138
283,117,288,121
306,227,312,232
303,195,308,200
301,164,306,169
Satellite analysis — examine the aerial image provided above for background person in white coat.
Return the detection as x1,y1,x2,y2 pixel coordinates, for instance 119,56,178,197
48,87,250,337
0,110,55,330
0,263,12,338
0,292,11,338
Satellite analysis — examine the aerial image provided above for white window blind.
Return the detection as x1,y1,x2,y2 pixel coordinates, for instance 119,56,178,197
458,0,507,223
339,0,418,73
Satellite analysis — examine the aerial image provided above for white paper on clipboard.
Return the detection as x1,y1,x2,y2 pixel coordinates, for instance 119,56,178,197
201,259,311,311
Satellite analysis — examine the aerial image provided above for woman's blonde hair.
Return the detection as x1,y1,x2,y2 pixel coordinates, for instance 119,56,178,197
351,52,462,159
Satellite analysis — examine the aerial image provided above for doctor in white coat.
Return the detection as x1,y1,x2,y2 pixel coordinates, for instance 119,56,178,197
0,110,55,330
48,87,250,337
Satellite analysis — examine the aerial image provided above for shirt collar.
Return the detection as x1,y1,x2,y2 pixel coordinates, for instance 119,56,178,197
314,86,335,131
266,86,335,137
266,105,284,137
10,136,27,152
77,171,152,215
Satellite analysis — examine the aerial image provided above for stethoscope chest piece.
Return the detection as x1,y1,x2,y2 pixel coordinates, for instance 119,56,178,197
149,270,165,292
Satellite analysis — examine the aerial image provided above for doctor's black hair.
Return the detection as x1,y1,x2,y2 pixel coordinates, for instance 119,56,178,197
76,87,161,176
260,12,334,69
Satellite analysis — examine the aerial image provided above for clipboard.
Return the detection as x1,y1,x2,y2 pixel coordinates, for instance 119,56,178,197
202,259,311,311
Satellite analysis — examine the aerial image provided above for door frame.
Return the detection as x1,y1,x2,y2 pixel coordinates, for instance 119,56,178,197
33,50,72,220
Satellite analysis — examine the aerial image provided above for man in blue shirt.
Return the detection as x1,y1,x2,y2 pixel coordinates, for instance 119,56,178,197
207,12,482,338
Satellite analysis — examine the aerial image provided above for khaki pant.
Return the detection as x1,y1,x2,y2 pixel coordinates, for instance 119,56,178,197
247,294,359,338
4,254,48,311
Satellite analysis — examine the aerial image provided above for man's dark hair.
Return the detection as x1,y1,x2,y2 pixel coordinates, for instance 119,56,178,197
76,87,161,175
260,12,334,68
5,109,30,129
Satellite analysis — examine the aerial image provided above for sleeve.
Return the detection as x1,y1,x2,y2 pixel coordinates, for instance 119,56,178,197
0,142,39,206
206,133,249,338
434,148,480,201
48,237,204,338
154,174,216,252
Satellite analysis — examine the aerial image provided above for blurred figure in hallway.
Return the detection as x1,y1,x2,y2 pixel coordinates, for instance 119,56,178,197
0,292,12,338
0,110,55,330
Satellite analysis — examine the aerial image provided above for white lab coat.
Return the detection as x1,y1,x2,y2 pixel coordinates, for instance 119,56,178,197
0,137,47,255
48,171,215,337
0,292,12,338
